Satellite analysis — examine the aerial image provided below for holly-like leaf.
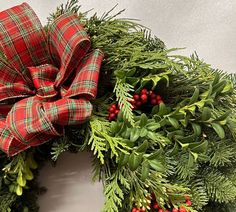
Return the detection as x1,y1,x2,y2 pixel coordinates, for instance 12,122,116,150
212,123,225,139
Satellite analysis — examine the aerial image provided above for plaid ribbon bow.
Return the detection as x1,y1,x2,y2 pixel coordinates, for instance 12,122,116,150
0,3,103,156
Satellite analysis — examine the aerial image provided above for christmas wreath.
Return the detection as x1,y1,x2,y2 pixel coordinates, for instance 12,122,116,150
0,1,236,212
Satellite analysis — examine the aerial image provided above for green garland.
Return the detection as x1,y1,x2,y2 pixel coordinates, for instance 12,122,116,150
0,1,236,211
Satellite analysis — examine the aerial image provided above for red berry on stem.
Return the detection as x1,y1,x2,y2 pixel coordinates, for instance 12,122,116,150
133,94,140,101
153,203,159,209
140,94,148,103
111,104,117,109
151,99,157,105
156,95,162,101
109,113,116,120
140,209,145,212
115,109,120,115
109,107,115,113
172,208,179,212
141,88,148,95
158,209,164,212
157,100,163,105
132,208,137,212
136,101,142,107
185,196,191,201
179,207,186,212
186,200,192,206
150,93,156,99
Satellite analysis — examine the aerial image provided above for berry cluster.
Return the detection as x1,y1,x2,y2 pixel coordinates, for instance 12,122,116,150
130,88,163,110
131,194,192,212
108,104,120,122
131,207,146,212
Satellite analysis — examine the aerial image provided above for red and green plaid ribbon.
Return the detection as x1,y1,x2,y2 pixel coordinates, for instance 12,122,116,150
0,3,104,156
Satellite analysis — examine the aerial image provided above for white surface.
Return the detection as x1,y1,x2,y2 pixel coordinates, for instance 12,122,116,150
0,1,236,212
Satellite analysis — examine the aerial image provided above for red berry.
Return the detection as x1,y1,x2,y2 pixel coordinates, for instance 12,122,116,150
140,94,148,103
109,107,115,113
158,209,164,212
109,113,116,120
136,101,142,107
151,99,157,105
186,200,192,206
141,88,148,95
166,210,170,212
150,93,156,99
133,94,140,101
111,104,117,109
115,109,120,115
185,196,191,201
157,100,163,104
156,95,162,101
153,203,159,209
132,208,137,212
179,207,186,212
172,208,179,212
136,210,140,212
140,209,145,212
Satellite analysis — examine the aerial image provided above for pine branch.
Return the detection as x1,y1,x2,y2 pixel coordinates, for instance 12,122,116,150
190,179,209,210
203,169,236,203
51,137,70,161
88,117,131,164
102,171,127,212
114,79,135,126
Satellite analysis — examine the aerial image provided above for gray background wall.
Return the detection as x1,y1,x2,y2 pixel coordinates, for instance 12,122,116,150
1,1,235,211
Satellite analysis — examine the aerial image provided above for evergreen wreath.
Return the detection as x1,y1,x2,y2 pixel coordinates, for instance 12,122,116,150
0,1,236,212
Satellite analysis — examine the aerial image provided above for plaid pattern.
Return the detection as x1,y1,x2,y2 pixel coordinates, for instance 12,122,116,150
0,4,104,156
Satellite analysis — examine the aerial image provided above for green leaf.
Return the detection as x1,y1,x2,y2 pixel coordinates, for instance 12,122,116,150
188,152,195,167
141,160,150,181
17,174,26,187
118,152,129,167
16,185,23,196
140,128,148,137
191,151,199,161
151,105,159,115
214,110,231,122
128,152,143,171
168,117,179,129
200,84,212,99
189,87,199,104
146,122,161,131
130,128,140,142
140,113,148,127
212,123,225,139
191,140,208,153
149,159,165,172
222,82,233,93
201,107,212,121
147,149,163,160
169,142,179,156
136,140,149,153
158,102,168,116
192,123,201,136
212,80,227,94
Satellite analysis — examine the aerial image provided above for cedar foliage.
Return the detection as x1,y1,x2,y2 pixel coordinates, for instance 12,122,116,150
0,1,236,212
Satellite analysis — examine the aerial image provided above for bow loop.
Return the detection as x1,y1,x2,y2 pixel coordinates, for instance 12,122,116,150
0,3,103,156
0,58,34,102
0,3,51,84
48,13,91,88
